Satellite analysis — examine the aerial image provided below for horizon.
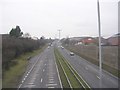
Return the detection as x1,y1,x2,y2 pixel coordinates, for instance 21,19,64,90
0,0,119,39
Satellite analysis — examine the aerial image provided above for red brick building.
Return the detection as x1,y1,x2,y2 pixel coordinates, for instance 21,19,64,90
80,37,95,45
107,33,120,46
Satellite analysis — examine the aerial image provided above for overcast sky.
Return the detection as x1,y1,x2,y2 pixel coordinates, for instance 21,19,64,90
0,0,119,39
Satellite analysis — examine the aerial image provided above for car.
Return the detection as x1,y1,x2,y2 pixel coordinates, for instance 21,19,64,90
70,52,74,56
61,46,64,49
48,46,50,49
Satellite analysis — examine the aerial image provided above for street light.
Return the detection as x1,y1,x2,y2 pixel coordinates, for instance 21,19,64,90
97,0,102,88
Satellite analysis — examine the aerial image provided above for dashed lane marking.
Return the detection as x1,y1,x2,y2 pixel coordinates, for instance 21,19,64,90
23,78,26,81
96,76,100,79
48,87,55,88
49,81,54,83
28,83,34,85
18,84,22,88
49,78,54,80
22,80,24,83
40,78,43,83
46,84,57,86
23,85,36,88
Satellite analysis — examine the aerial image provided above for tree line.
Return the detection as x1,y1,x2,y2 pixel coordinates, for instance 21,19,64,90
2,26,52,71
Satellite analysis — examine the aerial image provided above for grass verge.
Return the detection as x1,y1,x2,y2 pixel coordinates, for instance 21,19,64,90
54,49,70,88
54,48,90,89
3,45,47,88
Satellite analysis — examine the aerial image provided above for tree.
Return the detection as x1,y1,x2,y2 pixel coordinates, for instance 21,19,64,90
23,33,31,38
9,26,23,37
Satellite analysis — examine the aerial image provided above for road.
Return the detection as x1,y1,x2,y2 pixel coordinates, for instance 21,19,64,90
56,42,119,88
18,45,62,89
18,41,119,89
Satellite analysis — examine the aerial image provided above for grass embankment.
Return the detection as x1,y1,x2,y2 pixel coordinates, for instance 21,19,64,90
54,48,90,90
3,45,47,88
64,45,120,78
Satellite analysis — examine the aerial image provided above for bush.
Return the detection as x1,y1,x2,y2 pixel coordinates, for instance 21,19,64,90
2,34,47,71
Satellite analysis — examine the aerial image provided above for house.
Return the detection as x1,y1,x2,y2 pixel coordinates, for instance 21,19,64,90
107,33,120,46
94,37,108,46
80,37,95,45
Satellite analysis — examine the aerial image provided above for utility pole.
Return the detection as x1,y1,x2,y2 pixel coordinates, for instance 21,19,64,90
58,30,61,40
97,0,102,88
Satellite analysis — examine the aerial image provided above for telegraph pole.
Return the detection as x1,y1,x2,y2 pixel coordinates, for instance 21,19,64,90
97,0,102,88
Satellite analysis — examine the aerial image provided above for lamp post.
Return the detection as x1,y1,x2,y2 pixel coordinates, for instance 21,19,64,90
97,0,102,88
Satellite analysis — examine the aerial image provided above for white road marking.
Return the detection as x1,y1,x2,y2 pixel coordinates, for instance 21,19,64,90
96,76,100,79
25,76,27,78
48,87,55,88
49,81,54,83
18,84,22,88
45,64,46,66
28,83,34,85
46,84,57,86
49,77,54,79
32,77,36,81
54,56,63,88
28,72,30,74
43,69,45,72
23,85,36,88
23,78,26,81
40,78,43,83
18,56,42,89
22,80,24,83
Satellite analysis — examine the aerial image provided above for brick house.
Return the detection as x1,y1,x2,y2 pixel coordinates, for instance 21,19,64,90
107,33,120,46
80,37,95,45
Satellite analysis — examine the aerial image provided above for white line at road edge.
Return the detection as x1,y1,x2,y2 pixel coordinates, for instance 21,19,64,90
59,48,91,88
54,51,63,89
17,54,42,90
58,57,72,88
65,58,91,88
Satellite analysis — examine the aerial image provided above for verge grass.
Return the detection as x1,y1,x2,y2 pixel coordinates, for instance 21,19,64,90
3,45,47,88
54,48,90,89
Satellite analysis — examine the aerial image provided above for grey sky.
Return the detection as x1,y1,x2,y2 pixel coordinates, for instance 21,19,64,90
0,0,119,39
